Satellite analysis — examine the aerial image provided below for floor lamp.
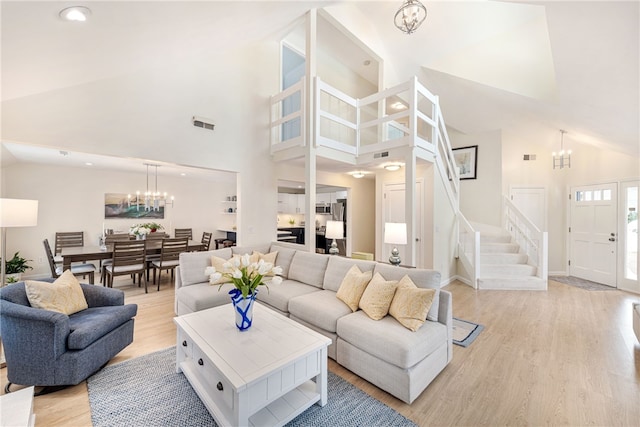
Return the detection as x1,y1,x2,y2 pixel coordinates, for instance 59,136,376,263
325,220,344,255
0,198,38,368
384,222,407,266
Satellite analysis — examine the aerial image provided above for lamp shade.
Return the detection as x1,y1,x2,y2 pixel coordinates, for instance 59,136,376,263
0,199,39,227
325,221,344,239
384,222,407,245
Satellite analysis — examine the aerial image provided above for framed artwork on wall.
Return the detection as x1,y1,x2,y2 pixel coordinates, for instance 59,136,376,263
104,193,165,219
452,145,478,180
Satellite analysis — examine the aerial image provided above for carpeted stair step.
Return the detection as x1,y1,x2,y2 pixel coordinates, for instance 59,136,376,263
480,234,512,244
481,264,537,277
478,276,547,290
480,242,520,253
480,253,529,265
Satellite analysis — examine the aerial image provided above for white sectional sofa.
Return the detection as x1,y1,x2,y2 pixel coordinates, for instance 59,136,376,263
175,243,452,404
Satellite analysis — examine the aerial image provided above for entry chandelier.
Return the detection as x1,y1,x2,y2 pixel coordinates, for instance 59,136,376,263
128,164,174,212
394,0,427,34
552,129,571,169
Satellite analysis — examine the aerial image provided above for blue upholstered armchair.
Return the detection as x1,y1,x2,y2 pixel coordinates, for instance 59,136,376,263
0,280,137,393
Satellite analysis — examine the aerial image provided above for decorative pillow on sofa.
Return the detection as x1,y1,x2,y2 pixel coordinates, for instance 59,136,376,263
209,255,232,285
250,251,278,276
388,275,436,332
359,272,398,320
25,269,88,315
336,264,373,312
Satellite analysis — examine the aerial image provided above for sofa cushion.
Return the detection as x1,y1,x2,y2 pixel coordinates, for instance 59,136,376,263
359,272,398,321
179,248,232,287
289,290,352,333
373,264,440,321
323,256,376,292
177,282,237,313
389,275,436,331
337,311,447,369
250,251,278,276
269,244,297,279
25,270,88,315
335,265,373,312
256,279,320,313
288,251,329,288
67,304,137,350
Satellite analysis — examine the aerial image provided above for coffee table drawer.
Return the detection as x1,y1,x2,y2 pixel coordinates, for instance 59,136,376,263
192,345,234,413
177,329,193,360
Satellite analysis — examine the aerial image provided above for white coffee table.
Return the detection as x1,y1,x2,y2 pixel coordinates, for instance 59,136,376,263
174,303,331,427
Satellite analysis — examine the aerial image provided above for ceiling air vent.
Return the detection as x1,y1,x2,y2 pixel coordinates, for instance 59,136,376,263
374,151,389,159
192,116,215,131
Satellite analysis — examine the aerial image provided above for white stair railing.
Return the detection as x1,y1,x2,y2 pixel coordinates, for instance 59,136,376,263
457,212,480,289
503,196,548,281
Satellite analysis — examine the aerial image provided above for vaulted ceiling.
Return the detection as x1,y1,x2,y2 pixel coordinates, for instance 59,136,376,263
2,1,638,172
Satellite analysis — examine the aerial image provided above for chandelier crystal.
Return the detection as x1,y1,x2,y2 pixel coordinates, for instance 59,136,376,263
552,130,572,169
394,0,427,34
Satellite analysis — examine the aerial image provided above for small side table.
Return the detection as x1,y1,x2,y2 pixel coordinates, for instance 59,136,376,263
0,386,36,426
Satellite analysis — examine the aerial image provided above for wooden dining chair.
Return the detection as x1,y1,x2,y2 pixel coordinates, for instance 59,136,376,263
200,232,213,251
43,239,96,284
145,232,167,240
174,228,193,240
103,240,148,292
149,237,188,290
53,231,84,264
100,234,134,284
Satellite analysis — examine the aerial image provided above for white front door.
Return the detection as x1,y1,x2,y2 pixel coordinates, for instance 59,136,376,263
383,181,423,267
569,183,617,287
510,187,546,231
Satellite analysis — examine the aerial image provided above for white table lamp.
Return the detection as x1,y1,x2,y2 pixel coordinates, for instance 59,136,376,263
384,222,406,266
0,199,39,287
325,220,344,255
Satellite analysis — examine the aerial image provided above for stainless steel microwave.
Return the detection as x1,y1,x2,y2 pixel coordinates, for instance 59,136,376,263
315,204,331,214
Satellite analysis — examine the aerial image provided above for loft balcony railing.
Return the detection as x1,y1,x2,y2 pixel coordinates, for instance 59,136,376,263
269,76,460,207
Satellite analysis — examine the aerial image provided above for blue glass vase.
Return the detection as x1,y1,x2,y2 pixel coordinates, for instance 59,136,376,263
229,289,258,331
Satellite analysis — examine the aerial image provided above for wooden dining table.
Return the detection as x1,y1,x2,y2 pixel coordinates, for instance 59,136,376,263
60,240,205,271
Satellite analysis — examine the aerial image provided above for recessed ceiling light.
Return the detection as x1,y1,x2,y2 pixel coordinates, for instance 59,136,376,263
384,163,402,171
180,173,186,176
59,6,91,22
390,102,407,110
85,162,93,166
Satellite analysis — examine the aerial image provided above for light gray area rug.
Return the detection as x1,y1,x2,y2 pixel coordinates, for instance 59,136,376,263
452,318,484,347
87,347,416,427
549,276,616,291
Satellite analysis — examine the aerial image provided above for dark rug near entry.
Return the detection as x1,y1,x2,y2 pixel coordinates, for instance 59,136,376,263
87,347,417,427
549,276,616,291
452,318,484,347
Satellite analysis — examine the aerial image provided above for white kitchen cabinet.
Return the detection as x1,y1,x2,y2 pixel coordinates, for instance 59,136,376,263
316,193,331,204
335,190,347,200
296,194,306,214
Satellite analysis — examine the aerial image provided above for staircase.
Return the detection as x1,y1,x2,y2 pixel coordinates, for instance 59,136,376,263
474,226,547,290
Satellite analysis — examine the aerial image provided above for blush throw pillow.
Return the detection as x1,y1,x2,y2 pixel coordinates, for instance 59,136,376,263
335,264,373,312
359,272,399,320
388,275,436,332
25,269,88,315
250,251,279,276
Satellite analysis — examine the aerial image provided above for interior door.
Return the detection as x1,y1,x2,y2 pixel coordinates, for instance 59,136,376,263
510,187,546,231
383,181,423,267
569,183,617,287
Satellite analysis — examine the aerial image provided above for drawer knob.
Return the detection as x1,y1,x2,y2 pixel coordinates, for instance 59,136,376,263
217,382,224,391
182,340,187,347
198,358,204,366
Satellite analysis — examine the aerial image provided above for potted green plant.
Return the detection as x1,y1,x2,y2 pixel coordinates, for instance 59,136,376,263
3,251,32,284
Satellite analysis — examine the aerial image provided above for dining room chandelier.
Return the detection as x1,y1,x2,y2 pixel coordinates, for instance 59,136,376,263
552,129,571,169
394,0,427,34
128,164,174,212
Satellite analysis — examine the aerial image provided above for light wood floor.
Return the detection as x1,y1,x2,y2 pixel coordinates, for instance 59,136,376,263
2,277,639,426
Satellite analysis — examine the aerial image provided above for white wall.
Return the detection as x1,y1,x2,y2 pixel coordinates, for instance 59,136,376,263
450,129,503,227
2,162,235,279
